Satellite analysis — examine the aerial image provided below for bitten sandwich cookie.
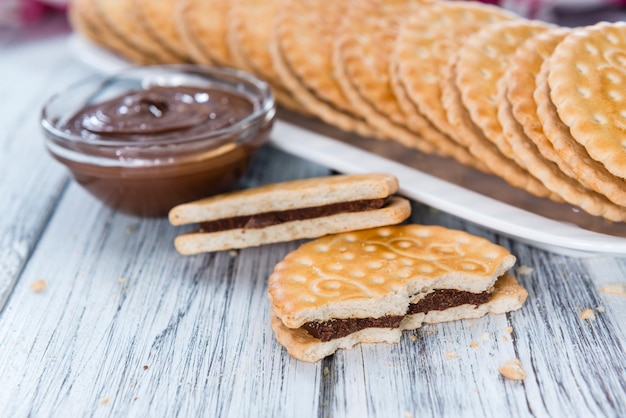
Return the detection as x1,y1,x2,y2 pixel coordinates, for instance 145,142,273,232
169,173,411,254
268,225,527,362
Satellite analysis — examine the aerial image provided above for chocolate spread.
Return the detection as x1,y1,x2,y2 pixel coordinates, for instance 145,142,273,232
199,198,387,232
302,289,491,342
63,86,254,142
51,85,271,217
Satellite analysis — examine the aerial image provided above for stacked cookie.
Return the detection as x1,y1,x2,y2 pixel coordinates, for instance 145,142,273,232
69,0,626,221
268,224,527,362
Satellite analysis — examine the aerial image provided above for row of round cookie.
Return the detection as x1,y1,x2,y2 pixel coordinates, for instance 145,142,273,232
271,0,626,221
328,1,626,221
68,0,626,221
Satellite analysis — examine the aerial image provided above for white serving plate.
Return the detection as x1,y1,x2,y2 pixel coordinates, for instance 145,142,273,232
69,35,626,257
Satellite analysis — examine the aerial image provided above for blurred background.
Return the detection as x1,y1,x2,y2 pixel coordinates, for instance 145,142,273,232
1,0,625,29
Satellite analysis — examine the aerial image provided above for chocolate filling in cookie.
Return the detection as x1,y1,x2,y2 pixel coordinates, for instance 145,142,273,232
302,289,491,342
199,198,388,232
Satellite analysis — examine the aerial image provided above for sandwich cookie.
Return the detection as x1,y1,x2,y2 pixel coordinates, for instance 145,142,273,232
268,224,527,362
169,173,411,254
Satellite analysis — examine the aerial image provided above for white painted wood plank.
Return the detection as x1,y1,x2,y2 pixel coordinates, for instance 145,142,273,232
318,209,626,418
0,147,329,417
0,17,92,308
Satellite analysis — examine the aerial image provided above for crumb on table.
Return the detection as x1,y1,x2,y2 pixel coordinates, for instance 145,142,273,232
29,279,47,293
599,282,626,297
579,308,595,320
499,359,526,380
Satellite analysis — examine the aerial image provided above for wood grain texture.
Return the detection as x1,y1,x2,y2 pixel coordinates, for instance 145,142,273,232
0,17,91,309
0,13,625,418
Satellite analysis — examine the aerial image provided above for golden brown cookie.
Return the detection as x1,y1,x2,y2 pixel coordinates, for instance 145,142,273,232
68,0,102,45
134,0,190,62
69,0,155,64
333,0,488,164
333,0,439,154
394,1,518,141
269,225,526,362
92,0,180,64
505,28,574,175
270,0,375,136
227,0,307,113
535,59,626,207
175,0,233,66
548,22,626,181
499,30,626,220
441,58,552,198
455,20,552,165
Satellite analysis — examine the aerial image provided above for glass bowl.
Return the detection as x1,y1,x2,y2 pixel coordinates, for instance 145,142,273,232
41,64,275,217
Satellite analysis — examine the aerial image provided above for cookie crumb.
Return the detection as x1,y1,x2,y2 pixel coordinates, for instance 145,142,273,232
117,277,127,284
101,397,110,405
323,366,330,377
469,341,479,348
133,397,138,401
466,322,474,328
229,250,238,257
579,308,595,320
503,326,513,335
515,265,533,276
143,365,149,370
404,412,414,418
30,279,47,293
409,335,417,342
502,335,510,342
599,282,626,297
480,332,490,342
499,359,526,380
445,350,457,360
596,306,605,313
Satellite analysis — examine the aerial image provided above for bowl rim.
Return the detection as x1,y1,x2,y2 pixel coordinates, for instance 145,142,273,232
41,64,276,149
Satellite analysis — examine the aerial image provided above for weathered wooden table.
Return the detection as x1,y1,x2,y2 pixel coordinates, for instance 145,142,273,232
0,14,624,418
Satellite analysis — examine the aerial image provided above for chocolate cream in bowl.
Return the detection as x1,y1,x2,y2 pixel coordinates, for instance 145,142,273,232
42,66,275,217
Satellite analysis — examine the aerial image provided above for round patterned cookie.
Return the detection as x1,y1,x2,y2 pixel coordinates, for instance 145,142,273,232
268,224,516,329
394,1,518,140
227,0,305,113
134,0,190,62
441,59,553,198
270,0,375,136
71,0,155,64
175,0,233,66
505,28,572,174
93,0,181,64
548,22,626,180
333,0,438,153
455,19,551,163
500,29,626,221
535,59,626,207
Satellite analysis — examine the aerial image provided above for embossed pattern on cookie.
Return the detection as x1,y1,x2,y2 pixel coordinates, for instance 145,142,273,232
333,0,438,153
456,20,551,163
270,0,375,136
548,22,626,180
500,29,626,221
394,2,517,140
227,0,308,113
269,225,516,328
536,59,626,207
505,28,572,173
441,58,552,198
